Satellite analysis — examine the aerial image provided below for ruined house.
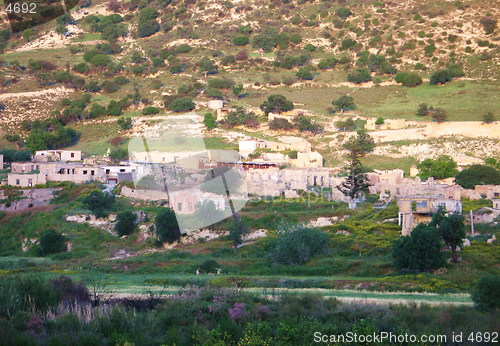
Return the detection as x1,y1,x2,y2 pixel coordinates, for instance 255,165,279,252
34,150,82,162
397,195,462,235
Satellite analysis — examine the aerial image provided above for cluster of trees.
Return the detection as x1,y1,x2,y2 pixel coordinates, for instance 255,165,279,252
251,29,302,52
25,119,80,152
268,115,323,134
0,149,31,163
393,207,466,271
221,108,259,128
429,64,464,85
85,14,127,41
416,103,448,122
416,156,500,188
356,52,397,75
417,155,458,180
455,164,500,189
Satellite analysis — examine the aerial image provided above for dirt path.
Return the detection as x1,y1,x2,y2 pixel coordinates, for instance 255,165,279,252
0,86,74,101
369,121,500,142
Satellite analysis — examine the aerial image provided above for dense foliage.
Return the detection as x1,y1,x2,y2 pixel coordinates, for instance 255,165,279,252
417,155,457,180
392,223,446,271
155,208,181,244
269,224,330,265
455,164,500,189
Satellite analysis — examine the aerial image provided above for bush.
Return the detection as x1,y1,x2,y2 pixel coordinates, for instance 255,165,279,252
169,97,195,112
294,116,323,134
471,275,500,311
347,68,372,83
431,108,447,122
429,65,463,85
115,211,137,236
142,106,160,115
482,112,496,124
336,7,352,20
480,16,497,35
395,71,422,87
203,113,217,130
339,38,357,51
416,103,433,116
269,224,330,265
296,68,313,80
232,35,249,46
155,208,181,243
83,190,115,218
269,118,294,131
117,117,132,130
335,118,356,131
431,71,453,85
40,230,67,256
109,147,128,161
208,78,234,89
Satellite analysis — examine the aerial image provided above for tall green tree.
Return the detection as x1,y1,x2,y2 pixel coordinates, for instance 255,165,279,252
392,223,445,271
115,211,137,237
430,208,466,263
337,131,375,201
155,208,181,243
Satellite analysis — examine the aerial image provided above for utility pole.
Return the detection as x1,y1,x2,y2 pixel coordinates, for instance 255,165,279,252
470,210,474,236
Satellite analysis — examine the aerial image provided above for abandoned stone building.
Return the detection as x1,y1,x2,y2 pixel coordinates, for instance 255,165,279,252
397,195,463,235
34,150,82,162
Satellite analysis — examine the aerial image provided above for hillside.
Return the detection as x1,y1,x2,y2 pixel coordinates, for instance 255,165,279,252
0,0,498,164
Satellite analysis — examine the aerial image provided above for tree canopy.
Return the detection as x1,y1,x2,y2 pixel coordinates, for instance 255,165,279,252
332,95,356,112
155,208,181,244
392,223,445,271
417,155,457,181
260,95,294,115
455,164,500,189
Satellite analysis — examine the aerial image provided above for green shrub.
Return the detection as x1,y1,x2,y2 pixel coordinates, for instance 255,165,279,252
142,106,160,115
83,190,115,218
155,208,181,243
269,224,330,265
232,35,249,46
394,71,422,87
471,275,500,311
40,230,67,256
115,211,137,237
203,113,217,130
347,68,372,83
169,97,195,112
